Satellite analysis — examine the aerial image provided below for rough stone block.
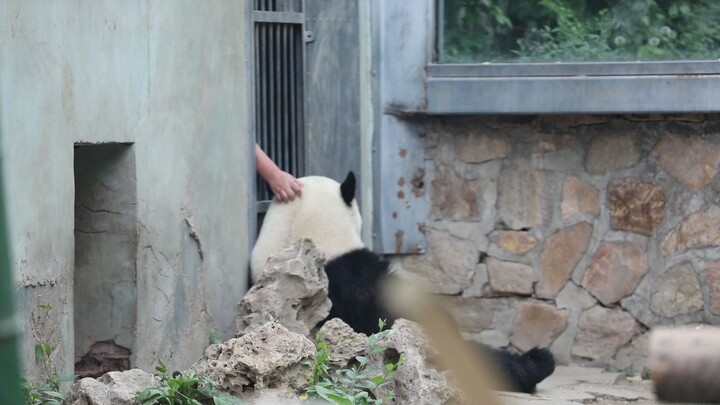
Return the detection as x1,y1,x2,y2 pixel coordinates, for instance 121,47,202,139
532,134,576,155
236,239,330,337
580,242,648,306
572,306,640,362
650,263,703,317
561,176,600,220
486,257,534,295
193,322,315,395
430,165,483,220
661,204,720,255
509,301,567,352
649,134,720,192
455,133,512,163
536,223,592,299
608,179,667,235
585,134,641,174
498,169,557,230
489,231,538,255
446,297,497,335
317,318,367,369
67,369,156,405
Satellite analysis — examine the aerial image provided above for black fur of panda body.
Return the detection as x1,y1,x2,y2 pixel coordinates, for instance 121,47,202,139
322,248,394,336
251,171,555,394
322,245,555,394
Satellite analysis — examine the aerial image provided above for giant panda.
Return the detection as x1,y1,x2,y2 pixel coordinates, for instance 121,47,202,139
250,172,555,393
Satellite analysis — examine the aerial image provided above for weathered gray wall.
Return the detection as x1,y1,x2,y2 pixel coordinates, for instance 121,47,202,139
1,0,252,378
397,114,720,372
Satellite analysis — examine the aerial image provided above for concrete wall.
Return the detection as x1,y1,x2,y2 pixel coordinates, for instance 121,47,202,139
1,0,252,378
396,114,720,372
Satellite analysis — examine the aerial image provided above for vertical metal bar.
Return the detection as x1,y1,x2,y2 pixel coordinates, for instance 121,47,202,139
288,24,297,176
277,23,285,173
282,24,290,173
260,23,270,200
254,22,261,196
274,23,281,172
298,17,306,176
268,23,276,180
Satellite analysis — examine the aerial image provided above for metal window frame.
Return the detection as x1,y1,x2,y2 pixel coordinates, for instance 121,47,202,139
425,1,720,115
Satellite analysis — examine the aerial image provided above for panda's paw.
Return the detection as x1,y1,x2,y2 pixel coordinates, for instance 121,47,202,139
523,347,556,382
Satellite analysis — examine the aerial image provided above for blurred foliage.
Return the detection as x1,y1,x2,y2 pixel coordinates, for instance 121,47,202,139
439,0,720,62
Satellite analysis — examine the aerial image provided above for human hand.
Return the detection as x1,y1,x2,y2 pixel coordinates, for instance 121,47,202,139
268,171,303,202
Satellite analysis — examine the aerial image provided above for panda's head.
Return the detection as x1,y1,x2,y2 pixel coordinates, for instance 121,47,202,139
250,172,365,282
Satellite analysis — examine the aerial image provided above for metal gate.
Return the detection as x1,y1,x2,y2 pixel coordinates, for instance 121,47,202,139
253,0,306,204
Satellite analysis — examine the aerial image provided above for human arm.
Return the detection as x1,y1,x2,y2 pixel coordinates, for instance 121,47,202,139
255,144,303,202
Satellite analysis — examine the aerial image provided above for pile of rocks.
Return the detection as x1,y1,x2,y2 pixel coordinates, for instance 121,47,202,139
66,240,462,404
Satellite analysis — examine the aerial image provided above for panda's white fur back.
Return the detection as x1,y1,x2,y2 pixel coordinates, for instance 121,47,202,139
250,175,364,282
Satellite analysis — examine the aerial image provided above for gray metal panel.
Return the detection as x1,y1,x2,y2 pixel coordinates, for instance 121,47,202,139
304,0,361,181
429,61,720,77
426,75,720,114
371,0,431,254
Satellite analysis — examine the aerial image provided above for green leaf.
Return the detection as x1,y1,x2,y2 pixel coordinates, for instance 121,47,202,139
213,392,245,405
324,393,354,405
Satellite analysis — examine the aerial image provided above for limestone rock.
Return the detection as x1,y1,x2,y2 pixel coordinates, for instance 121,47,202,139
585,134,641,174
707,261,720,316
237,239,330,336
318,318,367,369
486,257,534,295
489,231,538,255
561,176,600,220
649,134,720,192
581,242,648,306
192,322,315,395
509,301,567,351
67,369,156,405
536,223,592,299
572,306,641,362
377,319,463,405
608,179,667,236
650,263,703,317
661,204,720,255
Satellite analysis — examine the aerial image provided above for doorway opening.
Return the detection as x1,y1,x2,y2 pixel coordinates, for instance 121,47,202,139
73,143,137,378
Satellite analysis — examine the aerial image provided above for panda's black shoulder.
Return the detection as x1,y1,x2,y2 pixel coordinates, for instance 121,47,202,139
324,248,390,279
322,248,393,335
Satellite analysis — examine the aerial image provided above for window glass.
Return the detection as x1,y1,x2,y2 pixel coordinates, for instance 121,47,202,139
438,0,720,63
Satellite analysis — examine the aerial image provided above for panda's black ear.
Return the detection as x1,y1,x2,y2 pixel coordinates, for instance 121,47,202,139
340,171,356,207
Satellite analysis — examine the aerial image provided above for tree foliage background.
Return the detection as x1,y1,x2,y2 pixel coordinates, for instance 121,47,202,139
440,0,720,62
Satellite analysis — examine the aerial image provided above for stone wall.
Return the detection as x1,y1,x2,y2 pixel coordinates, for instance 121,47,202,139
397,114,720,371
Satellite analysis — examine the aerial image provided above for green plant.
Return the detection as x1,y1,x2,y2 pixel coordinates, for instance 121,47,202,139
135,360,243,405
22,303,75,405
441,0,720,63
303,319,405,405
